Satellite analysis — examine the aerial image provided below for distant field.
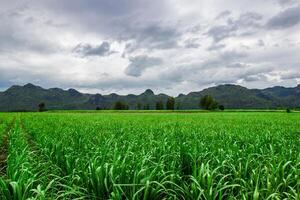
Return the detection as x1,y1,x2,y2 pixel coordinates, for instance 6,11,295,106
0,112,299,199
48,109,299,113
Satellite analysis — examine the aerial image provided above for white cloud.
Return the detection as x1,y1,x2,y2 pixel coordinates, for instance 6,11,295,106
0,0,299,95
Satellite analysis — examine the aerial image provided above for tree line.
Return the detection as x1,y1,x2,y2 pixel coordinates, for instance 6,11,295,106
38,95,224,112
97,95,224,111
37,94,293,112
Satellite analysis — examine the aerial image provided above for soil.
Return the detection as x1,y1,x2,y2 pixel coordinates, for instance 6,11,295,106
0,118,16,175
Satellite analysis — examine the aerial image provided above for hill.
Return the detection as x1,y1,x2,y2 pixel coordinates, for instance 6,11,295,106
0,83,299,111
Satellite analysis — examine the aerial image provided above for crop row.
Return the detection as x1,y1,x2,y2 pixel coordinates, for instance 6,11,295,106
0,112,299,199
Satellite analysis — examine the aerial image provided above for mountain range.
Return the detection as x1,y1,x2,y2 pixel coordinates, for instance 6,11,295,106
0,83,299,111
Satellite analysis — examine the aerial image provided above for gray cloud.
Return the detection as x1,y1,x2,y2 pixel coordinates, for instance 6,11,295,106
257,39,265,47
227,12,263,28
207,43,226,51
266,5,300,29
273,0,299,7
184,38,201,49
215,10,231,20
280,70,300,80
219,50,248,61
208,12,263,42
34,0,179,53
227,63,248,68
73,42,115,57
122,24,181,54
0,0,300,95
244,74,268,82
0,12,58,54
125,55,163,77
207,25,237,42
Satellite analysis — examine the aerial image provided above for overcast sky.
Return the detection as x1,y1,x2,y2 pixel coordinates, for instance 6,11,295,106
0,0,300,95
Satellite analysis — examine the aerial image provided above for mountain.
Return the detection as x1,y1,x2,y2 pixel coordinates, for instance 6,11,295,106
0,83,90,111
177,84,300,109
0,83,299,111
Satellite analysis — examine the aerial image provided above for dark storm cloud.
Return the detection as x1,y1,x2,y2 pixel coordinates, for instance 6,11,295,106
125,55,163,77
266,5,300,29
73,42,115,57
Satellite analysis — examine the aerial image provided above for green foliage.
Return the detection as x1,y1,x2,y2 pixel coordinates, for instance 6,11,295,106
113,101,129,110
166,97,175,110
137,103,142,110
96,106,101,110
200,95,218,110
143,104,150,110
0,112,299,199
155,101,164,110
1,83,300,111
219,104,225,111
38,102,46,112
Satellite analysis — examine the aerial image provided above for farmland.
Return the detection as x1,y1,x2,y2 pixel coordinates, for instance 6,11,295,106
0,112,299,199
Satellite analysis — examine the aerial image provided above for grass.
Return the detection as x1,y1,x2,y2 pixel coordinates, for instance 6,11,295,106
0,111,299,199
47,109,296,114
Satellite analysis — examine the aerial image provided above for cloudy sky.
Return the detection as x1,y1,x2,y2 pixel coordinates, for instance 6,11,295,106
0,0,300,95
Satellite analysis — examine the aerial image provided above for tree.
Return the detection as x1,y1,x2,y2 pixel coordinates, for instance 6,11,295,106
156,101,164,110
137,103,142,110
144,104,150,110
96,106,101,110
113,101,129,110
286,108,291,113
38,102,46,112
166,97,175,110
219,105,225,111
200,95,218,110
176,102,181,110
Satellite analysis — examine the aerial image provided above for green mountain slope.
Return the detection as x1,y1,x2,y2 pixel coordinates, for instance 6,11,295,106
0,83,299,111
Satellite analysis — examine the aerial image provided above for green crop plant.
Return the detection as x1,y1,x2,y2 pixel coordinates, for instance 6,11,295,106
0,112,298,199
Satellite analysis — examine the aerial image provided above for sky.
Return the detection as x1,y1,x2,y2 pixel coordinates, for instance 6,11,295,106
0,0,300,95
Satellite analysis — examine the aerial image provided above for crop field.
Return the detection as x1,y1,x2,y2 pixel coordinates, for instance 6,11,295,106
0,112,299,199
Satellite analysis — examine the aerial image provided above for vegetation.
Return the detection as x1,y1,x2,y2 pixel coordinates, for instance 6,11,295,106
0,112,299,199
113,101,129,110
137,103,142,110
219,105,225,111
200,95,218,110
2,83,300,111
38,102,46,112
143,104,150,110
155,101,164,110
96,106,101,110
166,97,175,110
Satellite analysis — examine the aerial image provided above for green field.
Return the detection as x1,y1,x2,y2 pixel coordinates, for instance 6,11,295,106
0,112,299,199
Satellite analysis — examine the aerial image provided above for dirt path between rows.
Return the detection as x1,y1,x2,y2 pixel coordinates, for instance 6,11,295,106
20,120,38,152
0,117,16,176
